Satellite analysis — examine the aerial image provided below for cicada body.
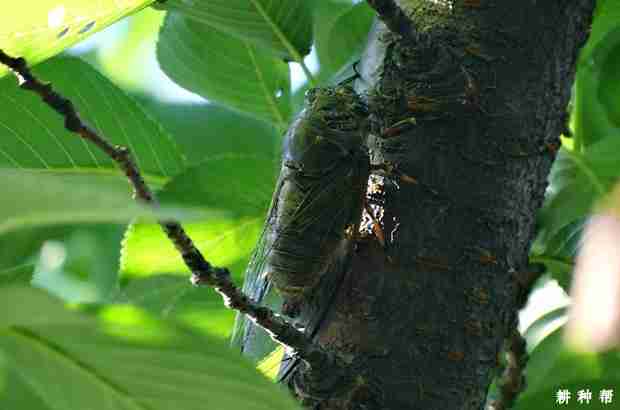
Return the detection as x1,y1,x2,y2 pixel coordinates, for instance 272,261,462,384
231,86,369,360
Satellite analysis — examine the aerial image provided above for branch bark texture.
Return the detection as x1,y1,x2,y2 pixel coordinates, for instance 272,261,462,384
270,1,595,409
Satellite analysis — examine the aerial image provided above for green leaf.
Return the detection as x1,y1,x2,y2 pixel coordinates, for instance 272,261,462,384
159,155,277,217
534,133,620,290
0,286,87,327
516,380,620,410
29,225,126,303
0,168,210,235
57,225,124,289
0,264,35,287
257,346,285,381
157,13,291,127
579,0,620,59
0,225,130,303
536,149,595,242
573,0,620,149
121,156,275,277
0,287,298,410
0,1,156,79
0,226,78,289
0,170,155,234
119,156,276,337
516,326,620,408
537,136,620,243
121,217,264,277
314,1,374,72
113,274,235,338
531,220,583,292
0,56,184,180
155,0,313,60
136,99,278,167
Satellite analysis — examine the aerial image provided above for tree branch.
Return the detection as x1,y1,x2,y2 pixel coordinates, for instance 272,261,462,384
366,0,418,39
0,49,335,373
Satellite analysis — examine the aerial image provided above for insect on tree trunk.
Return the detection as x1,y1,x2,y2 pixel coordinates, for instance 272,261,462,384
236,1,595,409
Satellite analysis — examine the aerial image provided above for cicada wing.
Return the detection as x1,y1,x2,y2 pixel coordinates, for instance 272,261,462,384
231,155,367,364
229,172,328,361
230,179,284,362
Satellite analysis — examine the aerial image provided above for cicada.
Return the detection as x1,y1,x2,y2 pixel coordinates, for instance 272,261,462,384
231,86,369,361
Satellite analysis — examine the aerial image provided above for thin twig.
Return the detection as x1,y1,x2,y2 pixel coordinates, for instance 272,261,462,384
366,0,418,40
486,329,528,410
0,49,334,372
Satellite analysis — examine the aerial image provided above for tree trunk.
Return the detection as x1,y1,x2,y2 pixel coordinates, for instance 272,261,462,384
243,1,595,409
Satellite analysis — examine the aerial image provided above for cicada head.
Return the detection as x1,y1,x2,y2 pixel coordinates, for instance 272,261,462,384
283,86,368,175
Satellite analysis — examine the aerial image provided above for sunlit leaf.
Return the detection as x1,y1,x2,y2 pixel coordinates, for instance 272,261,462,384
0,167,212,236
0,56,185,180
257,346,285,380
0,287,298,410
113,274,235,338
119,156,275,336
0,0,156,78
0,170,155,235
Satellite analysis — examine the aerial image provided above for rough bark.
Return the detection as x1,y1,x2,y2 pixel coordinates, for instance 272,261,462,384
248,1,595,409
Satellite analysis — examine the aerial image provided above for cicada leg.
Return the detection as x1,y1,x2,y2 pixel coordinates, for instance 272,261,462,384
370,162,419,186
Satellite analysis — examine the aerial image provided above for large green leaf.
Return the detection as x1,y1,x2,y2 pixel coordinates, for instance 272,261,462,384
530,219,584,292
314,1,374,73
538,136,620,238
159,155,276,217
120,156,274,275
534,134,620,291
0,287,298,409
0,264,34,287
120,217,263,278
515,326,620,409
0,168,212,235
137,99,278,167
0,170,164,235
119,156,276,336
122,156,276,330
573,0,620,149
0,56,184,180
155,0,313,60
157,13,291,127
0,1,155,79
0,287,87,327
113,274,235,338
